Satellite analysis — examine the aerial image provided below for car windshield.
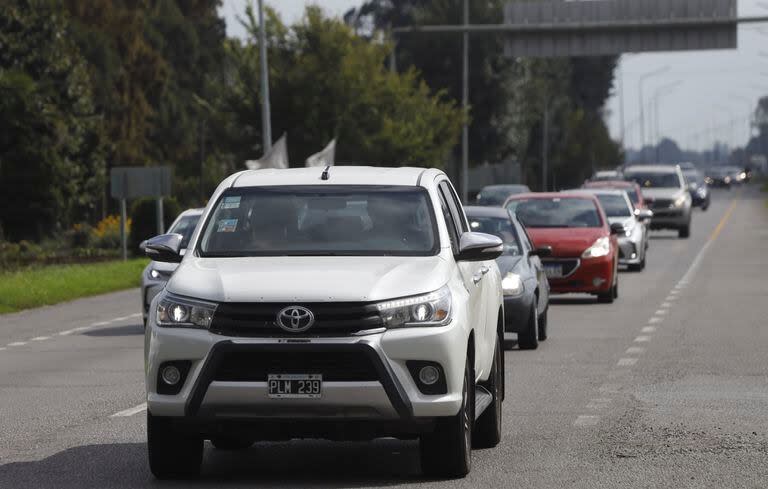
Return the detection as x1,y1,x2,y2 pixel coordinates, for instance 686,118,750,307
625,172,682,189
476,186,529,206
198,186,437,257
507,198,602,228
683,171,704,184
595,194,632,218
169,215,201,249
466,215,522,256
624,189,640,205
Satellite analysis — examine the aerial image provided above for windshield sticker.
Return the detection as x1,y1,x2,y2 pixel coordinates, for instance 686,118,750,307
217,219,238,233
221,196,241,209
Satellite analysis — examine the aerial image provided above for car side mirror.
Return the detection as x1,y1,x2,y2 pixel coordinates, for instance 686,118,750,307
456,232,504,262
529,246,552,258
610,223,625,235
634,208,653,222
144,233,184,263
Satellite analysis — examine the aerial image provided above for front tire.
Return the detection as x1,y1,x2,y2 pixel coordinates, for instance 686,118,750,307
474,336,502,448
420,358,473,478
147,412,203,480
538,306,548,341
518,297,539,350
679,222,691,239
211,437,253,450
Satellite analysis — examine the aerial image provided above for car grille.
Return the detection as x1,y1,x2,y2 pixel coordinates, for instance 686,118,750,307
649,198,673,209
542,258,580,277
210,302,383,337
212,350,379,382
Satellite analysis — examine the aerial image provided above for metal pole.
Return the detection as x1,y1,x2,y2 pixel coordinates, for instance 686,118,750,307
461,0,469,203
120,199,127,261
156,198,164,236
618,62,626,147
542,98,549,192
638,66,669,160
258,0,272,152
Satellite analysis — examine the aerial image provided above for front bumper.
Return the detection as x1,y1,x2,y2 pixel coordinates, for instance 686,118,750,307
145,321,468,423
648,208,690,229
617,233,643,265
545,256,614,294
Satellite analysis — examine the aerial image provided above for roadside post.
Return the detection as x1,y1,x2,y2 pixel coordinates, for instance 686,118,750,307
110,167,172,260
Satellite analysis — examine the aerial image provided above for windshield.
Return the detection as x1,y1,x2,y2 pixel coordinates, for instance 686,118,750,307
466,215,522,256
507,198,602,229
169,215,201,249
476,186,529,206
683,171,703,185
624,189,640,205
595,194,632,218
625,172,682,189
198,186,437,257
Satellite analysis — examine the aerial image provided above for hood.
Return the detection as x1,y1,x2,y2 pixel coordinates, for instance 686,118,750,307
607,216,635,227
149,260,180,274
495,255,524,275
526,228,606,258
167,255,451,303
641,188,685,201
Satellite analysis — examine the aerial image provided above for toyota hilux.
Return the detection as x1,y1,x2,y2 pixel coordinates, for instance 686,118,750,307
143,166,505,479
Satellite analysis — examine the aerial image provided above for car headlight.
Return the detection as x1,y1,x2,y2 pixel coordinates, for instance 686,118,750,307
689,182,698,191
501,273,524,297
149,268,161,279
376,285,452,328
582,236,611,259
724,176,731,183
696,187,707,197
157,294,217,329
673,195,687,208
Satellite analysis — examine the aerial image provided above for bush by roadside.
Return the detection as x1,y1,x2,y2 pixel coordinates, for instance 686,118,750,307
0,259,148,314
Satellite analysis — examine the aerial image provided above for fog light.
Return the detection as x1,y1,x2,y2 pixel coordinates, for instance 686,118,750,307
631,253,637,259
161,365,181,385
418,366,440,386
593,277,607,287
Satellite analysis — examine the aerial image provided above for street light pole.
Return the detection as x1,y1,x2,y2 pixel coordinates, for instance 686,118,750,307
461,0,469,203
258,0,272,152
638,66,669,159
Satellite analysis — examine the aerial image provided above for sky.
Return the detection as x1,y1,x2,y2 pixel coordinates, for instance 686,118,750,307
219,0,768,152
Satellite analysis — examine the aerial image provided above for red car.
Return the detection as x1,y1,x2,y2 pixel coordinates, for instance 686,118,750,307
582,180,647,210
505,193,622,303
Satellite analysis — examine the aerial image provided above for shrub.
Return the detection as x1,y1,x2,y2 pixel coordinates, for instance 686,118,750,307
91,215,130,250
66,223,93,248
129,197,181,254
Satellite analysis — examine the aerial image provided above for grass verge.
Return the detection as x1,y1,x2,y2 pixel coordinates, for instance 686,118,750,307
0,259,148,314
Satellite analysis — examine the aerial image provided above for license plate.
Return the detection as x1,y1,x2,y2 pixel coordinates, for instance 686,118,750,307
544,264,563,278
268,374,322,399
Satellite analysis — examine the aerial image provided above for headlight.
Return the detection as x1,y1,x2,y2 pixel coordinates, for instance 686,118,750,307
696,187,707,197
376,285,452,328
582,236,611,259
149,268,161,279
673,195,687,208
622,221,635,238
501,273,524,297
724,176,731,183
157,294,217,329
689,182,698,191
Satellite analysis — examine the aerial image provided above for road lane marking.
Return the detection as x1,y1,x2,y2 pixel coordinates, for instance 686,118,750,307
648,317,663,324
634,335,651,343
58,330,76,336
625,347,645,355
617,358,638,367
587,398,612,410
574,415,600,427
641,326,657,333
111,403,147,418
31,336,50,341
0,347,6,351
92,321,110,326
7,342,27,347
710,198,739,242
669,289,679,295
654,309,668,316
660,302,671,308
666,295,678,301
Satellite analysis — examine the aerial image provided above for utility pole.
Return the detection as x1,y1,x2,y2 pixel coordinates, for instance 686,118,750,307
461,0,469,203
542,98,549,192
638,66,669,160
258,0,272,152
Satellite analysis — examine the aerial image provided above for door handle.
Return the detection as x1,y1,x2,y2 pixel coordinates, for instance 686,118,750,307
472,275,483,285
480,266,490,275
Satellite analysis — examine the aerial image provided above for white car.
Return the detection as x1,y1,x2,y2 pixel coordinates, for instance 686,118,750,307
570,189,652,271
143,167,506,479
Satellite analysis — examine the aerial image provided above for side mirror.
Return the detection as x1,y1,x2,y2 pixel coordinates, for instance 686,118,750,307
634,208,653,222
456,232,504,262
138,240,148,252
610,223,625,235
144,233,184,263
529,246,552,258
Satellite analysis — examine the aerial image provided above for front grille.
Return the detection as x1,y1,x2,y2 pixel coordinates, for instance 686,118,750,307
213,350,379,382
210,302,383,337
649,199,673,209
542,258,580,278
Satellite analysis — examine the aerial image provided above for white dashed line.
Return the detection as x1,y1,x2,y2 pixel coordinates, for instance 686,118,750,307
625,346,645,355
669,289,679,295
110,403,147,418
660,302,672,308
31,336,50,341
0,347,6,351
586,398,612,410
641,326,657,334
7,342,27,347
617,357,638,367
648,317,663,324
574,415,600,427
634,335,652,343
654,309,668,316
666,295,678,301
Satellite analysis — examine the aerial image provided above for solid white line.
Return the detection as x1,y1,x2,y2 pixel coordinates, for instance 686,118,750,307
110,403,147,418
129,313,141,318
30,336,50,341
641,326,657,334
634,335,651,343
91,321,110,326
574,415,600,427
679,240,712,285
7,342,27,347
648,317,663,324
58,330,75,336
617,358,638,367
625,346,645,355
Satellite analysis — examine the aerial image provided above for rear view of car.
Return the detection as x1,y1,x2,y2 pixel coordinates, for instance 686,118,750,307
505,194,620,303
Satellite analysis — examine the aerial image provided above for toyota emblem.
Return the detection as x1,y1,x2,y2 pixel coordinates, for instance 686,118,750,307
276,306,315,333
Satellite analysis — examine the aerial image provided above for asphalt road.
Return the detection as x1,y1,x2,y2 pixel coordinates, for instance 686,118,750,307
1,184,766,488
